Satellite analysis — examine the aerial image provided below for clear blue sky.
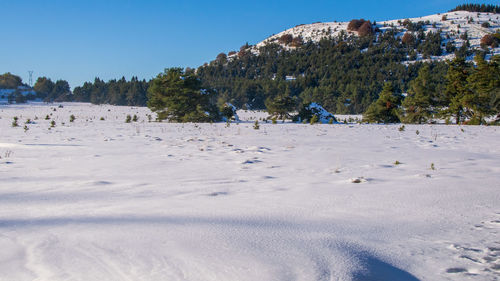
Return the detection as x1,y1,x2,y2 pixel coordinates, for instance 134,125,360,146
1,0,498,88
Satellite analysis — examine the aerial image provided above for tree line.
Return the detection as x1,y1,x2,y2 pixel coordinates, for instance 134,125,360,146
196,26,461,114
363,55,500,125
450,4,500,13
72,77,149,106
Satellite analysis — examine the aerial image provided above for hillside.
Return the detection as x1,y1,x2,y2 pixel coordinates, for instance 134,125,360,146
196,10,499,114
254,11,500,61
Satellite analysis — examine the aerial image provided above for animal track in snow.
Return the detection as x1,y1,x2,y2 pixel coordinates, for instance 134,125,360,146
446,214,500,279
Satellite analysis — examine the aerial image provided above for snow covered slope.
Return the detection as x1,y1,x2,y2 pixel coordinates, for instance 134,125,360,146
0,103,499,280
254,11,500,60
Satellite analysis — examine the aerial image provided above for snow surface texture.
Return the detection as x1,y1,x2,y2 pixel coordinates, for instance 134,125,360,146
252,11,500,61
0,103,499,281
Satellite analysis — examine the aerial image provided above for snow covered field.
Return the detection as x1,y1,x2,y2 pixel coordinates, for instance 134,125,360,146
0,103,499,281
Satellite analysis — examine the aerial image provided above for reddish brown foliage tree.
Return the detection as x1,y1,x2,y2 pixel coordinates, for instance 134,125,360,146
347,19,365,31
357,21,373,36
290,36,303,47
481,34,494,46
278,34,293,45
215,53,227,64
402,32,416,45
481,34,495,46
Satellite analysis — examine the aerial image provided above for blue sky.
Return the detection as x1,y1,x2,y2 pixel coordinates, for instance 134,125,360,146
1,0,498,88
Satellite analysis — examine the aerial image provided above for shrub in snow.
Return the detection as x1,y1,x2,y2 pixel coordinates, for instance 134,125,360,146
253,120,260,130
296,102,337,124
310,115,318,125
12,116,19,127
220,103,239,122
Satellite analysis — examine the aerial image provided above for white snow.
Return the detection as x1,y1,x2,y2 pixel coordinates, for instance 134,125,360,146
0,102,499,280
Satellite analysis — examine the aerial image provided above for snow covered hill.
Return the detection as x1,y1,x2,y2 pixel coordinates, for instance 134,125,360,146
253,11,500,61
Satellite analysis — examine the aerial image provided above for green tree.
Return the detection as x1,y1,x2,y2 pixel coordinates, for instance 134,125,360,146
147,68,219,122
46,80,71,102
0,73,23,89
264,95,297,120
363,82,402,123
401,65,435,124
33,77,55,100
465,55,500,124
442,57,470,124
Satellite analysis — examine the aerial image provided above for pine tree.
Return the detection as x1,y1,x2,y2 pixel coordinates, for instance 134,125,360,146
147,68,220,122
442,57,470,124
465,55,499,124
401,65,435,124
363,82,402,123
264,95,296,120
33,77,55,100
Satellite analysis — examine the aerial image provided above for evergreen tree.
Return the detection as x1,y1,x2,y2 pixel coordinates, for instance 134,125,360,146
0,73,23,89
264,95,297,120
147,68,219,122
47,80,71,102
33,77,55,100
465,55,499,124
442,57,470,124
363,82,402,123
401,65,435,124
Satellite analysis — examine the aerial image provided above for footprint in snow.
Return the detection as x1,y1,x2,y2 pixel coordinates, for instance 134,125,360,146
242,159,262,164
446,215,500,277
207,191,228,197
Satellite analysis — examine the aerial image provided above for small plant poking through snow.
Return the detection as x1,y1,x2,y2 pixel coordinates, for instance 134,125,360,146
351,177,366,183
126,115,132,123
416,130,420,135
24,125,29,132
50,120,56,128
45,115,50,120
4,150,12,158
12,117,19,127
394,160,402,165
132,115,138,122
431,163,435,170
253,120,260,130
310,115,319,125
70,115,75,122
399,125,405,132
100,117,105,121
